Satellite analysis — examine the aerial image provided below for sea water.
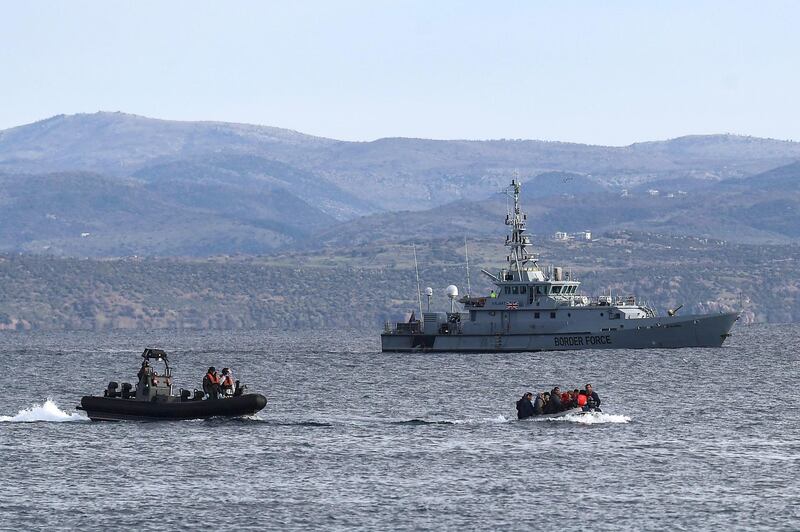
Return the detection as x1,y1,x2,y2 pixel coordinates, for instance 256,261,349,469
0,324,797,530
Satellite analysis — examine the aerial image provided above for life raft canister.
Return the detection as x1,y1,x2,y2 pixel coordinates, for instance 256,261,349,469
577,394,587,407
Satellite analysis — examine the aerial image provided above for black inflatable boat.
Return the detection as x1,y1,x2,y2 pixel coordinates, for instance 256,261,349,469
78,348,267,421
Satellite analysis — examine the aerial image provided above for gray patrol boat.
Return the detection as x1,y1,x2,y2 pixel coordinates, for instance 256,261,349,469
381,180,739,352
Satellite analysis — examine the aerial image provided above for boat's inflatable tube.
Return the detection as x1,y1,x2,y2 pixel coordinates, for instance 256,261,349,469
534,407,588,418
79,393,267,421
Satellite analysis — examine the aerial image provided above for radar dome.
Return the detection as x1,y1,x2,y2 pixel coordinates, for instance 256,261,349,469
425,287,433,296
445,285,459,298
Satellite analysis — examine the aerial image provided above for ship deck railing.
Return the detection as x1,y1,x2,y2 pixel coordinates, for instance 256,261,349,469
567,294,645,308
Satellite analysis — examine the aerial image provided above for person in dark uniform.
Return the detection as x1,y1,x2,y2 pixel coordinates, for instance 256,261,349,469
220,367,235,396
516,392,535,420
584,383,602,412
137,360,150,381
203,366,221,399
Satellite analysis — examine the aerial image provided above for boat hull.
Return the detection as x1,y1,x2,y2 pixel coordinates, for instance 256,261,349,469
533,407,585,418
79,393,268,421
381,311,739,352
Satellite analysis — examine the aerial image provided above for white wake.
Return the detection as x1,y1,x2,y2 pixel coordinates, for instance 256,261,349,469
0,399,87,423
541,412,631,424
450,414,510,424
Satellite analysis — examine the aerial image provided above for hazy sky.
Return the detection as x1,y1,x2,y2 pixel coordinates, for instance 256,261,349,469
1,1,798,144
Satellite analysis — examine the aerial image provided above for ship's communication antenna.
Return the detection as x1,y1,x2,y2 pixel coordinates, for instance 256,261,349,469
425,287,433,312
445,285,459,313
464,236,471,296
413,244,423,320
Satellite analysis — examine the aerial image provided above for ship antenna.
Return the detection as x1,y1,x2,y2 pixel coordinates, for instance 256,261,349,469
464,235,471,296
413,244,423,319
507,177,524,278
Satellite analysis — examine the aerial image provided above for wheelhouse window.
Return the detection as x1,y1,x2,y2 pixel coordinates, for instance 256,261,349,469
552,286,562,294
550,312,556,319
505,287,510,294
520,286,526,294
534,312,540,319
512,286,519,294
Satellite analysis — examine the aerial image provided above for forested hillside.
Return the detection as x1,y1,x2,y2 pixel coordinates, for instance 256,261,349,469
1,232,795,331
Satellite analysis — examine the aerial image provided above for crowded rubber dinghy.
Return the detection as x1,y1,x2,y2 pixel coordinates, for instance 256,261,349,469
516,384,602,419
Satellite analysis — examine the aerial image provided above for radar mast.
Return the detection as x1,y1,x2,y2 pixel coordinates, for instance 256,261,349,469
504,179,539,279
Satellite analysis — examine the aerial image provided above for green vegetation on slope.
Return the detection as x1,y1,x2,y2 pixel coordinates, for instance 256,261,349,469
0,231,796,331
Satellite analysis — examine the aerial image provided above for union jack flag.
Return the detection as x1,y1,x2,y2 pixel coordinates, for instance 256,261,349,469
506,301,519,310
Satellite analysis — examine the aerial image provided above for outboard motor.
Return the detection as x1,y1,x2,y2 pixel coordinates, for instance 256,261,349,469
120,382,135,399
180,389,191,402
104,381,120,398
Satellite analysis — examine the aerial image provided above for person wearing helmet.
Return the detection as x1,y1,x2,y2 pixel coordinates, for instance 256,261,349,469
137,360,150,381
220,367,235,397
203,366,221,399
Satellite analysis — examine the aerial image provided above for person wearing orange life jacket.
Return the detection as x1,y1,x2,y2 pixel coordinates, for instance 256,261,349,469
203,366,221,399
576,390,588,408
220,368,235,396
561,391,571,407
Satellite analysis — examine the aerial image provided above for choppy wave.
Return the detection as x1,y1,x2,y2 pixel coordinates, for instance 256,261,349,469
452,415,510,425
0,399,87,423
394,415,510,426
540,412,631,424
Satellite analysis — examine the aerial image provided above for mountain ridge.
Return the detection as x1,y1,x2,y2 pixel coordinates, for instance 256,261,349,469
5,111,799,147
1,111,800,256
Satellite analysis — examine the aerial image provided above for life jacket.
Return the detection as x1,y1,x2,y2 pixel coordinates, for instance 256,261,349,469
577,394,587,407
561,392,570,404
221,375,234,388
206,372,220,385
